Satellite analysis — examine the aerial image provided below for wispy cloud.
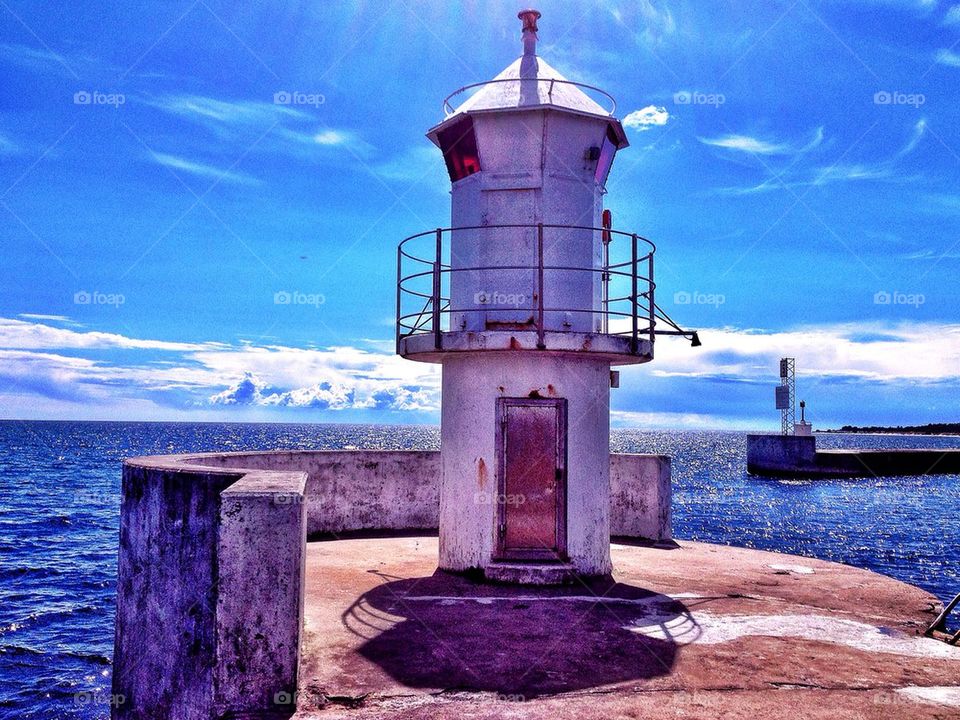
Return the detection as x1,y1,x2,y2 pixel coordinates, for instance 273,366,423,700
0,317,215,352
151,152,261,186
935,48,960,67
146,93,374,159
623,105,670,131
0,42,80,78
945,4,960,24
699,127,823,156
0,130,21,156
714,121,924,195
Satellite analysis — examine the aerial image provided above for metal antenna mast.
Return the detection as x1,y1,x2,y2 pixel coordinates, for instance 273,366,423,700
777,358,796,435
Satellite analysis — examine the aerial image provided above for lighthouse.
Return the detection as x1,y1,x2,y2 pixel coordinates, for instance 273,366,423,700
397,10,696,583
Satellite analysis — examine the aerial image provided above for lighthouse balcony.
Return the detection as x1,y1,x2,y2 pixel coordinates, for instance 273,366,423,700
396,223,676,365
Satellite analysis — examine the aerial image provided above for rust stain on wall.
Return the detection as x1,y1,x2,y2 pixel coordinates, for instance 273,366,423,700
476,457,489,489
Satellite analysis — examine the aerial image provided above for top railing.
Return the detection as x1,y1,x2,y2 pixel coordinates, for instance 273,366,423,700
442,78,618,117
396,223,656,357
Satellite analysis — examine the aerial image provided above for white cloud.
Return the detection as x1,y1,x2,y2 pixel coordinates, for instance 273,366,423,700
699,127,824,157
147,95,308,128
643,322,960,383
148,93,370,157
151,152,260,186
946,4,960,24
713,122,922,195
936,48,960,66
0,318,213,352
699,134,789,155
623,105,670,131
4,316,960,421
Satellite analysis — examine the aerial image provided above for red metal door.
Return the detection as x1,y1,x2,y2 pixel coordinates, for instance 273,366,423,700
496,398,567,560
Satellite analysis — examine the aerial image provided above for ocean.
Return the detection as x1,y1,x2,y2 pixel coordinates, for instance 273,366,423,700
1,420,958,719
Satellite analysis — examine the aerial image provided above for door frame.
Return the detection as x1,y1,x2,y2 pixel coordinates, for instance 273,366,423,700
494,396,568,561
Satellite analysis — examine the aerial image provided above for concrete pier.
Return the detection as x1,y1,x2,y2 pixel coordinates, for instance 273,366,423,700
111,449,671,719
747,433,960,478
292,536,960,719
111,448,960,720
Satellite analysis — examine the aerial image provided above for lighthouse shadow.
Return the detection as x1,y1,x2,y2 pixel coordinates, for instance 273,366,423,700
344,571,693,697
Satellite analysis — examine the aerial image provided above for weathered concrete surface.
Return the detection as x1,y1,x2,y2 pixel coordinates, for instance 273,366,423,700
610,453,671,541
747,433,960,478
112,457,307,720
181,450,440,536
161,449,670,542
292,536,960,720
440,354,613,575
113,449,670,717
216,471,307,716
112,464,238,720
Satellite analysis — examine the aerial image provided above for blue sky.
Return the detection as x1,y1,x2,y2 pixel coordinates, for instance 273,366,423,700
1,0,959,429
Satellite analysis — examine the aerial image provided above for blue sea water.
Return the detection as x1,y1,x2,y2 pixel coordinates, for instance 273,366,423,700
0,420,958,719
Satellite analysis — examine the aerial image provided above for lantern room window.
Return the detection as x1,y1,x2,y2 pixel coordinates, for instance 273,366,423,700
594,125,619,188
437,116,481,182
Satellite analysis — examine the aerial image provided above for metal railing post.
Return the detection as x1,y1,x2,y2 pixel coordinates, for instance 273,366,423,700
537,223,546,349
648,252,655,346
433,228,442,350
631,233,639,354
396,244,403,355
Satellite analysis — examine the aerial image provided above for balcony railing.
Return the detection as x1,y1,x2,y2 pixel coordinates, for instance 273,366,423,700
396,223,697,357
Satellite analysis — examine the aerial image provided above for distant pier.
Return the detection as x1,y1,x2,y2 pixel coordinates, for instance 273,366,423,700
747,434,960,478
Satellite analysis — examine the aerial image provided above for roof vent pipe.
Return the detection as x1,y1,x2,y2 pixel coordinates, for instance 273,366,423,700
518,9,541,56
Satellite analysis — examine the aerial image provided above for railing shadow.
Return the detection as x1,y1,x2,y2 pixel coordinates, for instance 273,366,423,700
341,570,697,697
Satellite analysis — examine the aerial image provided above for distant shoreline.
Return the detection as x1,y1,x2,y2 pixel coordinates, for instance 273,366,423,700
820,423,960,436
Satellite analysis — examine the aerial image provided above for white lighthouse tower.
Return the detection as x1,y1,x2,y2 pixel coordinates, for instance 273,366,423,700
397,10,696,583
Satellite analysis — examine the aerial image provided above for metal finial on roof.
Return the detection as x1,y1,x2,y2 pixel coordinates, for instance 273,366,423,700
518,9,541,56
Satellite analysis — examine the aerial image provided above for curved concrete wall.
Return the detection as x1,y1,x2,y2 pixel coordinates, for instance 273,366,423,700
113,447,670,719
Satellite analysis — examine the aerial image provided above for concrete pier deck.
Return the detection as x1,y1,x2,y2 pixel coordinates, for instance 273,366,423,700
293,536,960,720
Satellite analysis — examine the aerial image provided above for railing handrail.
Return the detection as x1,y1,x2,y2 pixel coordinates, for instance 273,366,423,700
442,78,618,117
396,223,658,356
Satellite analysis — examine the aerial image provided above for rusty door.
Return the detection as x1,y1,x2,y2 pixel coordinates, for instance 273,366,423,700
495,397,567,560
